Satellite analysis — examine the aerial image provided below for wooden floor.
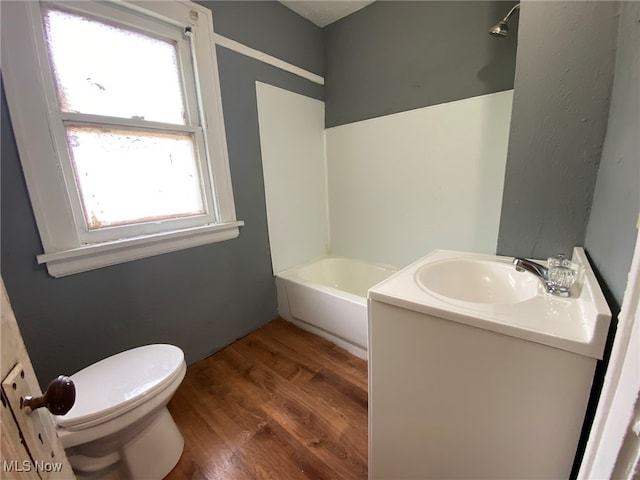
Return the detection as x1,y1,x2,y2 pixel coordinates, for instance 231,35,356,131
165,318,368,480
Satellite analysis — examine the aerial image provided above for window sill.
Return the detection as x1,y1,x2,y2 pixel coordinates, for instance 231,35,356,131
36,221,244,278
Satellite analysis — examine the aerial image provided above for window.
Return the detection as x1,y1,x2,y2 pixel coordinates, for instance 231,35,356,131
2,1,242,277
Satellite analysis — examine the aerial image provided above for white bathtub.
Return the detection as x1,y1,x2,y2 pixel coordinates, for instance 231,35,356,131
275,257,396,359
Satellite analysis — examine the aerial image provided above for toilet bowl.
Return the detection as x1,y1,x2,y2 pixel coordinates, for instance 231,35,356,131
55,344,187,480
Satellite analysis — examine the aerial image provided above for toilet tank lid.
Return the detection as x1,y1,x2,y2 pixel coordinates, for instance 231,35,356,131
55,344,184,429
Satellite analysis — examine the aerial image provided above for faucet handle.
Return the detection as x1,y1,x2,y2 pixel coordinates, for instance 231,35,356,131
546,254,578,296
547,254,569,269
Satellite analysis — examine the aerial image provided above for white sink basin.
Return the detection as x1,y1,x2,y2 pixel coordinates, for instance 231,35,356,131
415,258,540,304
368,249,612,359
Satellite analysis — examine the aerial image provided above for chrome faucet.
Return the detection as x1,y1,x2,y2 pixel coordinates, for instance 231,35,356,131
513,258,548,282
513,257,575,297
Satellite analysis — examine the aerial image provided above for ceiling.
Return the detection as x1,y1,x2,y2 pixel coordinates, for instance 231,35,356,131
279,1,375,27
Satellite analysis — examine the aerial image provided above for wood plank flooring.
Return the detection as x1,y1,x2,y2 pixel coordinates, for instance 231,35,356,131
165,318,368,480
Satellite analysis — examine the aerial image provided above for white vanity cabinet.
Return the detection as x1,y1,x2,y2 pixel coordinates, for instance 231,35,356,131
367,248,611,479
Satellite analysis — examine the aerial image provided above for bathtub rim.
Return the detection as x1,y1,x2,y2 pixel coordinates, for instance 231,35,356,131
275,255,398,303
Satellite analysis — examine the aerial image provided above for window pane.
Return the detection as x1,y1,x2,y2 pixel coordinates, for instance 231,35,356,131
44,9,186,124
66,127,205,230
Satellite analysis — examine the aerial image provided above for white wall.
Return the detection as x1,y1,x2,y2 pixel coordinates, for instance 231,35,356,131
256,86,513,271
326,90,513,268
256,82,328,273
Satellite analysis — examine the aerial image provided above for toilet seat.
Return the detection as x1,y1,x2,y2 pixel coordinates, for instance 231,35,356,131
56,344,184,431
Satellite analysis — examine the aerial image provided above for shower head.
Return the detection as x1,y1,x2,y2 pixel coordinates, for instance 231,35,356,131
489,21,509,37
489,3,520,37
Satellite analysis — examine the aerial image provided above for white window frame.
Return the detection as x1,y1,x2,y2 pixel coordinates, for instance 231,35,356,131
1,0,243,278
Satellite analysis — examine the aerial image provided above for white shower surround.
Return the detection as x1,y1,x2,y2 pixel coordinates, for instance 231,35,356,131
326,89,514,268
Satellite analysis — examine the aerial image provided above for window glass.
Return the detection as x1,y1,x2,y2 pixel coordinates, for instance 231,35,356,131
44,8,186,124
66,127,205,229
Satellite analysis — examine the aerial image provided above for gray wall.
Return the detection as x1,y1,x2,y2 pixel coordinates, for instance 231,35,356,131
584,1,640,307
323,1,519,127
496,1,619,260
0,1,323,387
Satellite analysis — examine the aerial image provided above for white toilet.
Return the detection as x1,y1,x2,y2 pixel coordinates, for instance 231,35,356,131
55,344,187,480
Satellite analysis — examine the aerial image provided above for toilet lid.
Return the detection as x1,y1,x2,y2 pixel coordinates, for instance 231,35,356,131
56,344,184,429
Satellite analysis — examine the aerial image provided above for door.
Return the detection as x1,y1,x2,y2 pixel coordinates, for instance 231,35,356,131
1,278,75,479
